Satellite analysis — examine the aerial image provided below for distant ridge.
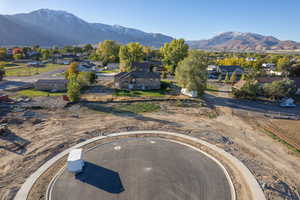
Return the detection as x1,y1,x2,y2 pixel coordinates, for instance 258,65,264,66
0,9,173,47
187,32,300,51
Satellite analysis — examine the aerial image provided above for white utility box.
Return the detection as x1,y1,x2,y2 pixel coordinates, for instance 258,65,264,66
67,149,84,174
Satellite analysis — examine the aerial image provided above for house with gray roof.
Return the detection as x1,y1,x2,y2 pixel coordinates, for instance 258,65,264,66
217,65,244,76
114,62,161,90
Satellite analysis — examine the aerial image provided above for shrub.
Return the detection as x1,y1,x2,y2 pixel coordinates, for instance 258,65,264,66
67,74,81,102
224,72,230,84
77,72,96,87
230,71,237,83
263,79,297,100
233,80,261,99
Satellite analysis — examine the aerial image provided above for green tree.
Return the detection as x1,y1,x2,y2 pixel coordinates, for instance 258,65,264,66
77,72,96,87
240,73,246,80
84,44,93,52
175,51,208,95
230,71,237,83
13,53,23,60
67,74,81,102
119,42,145,72
96,40,120,65
41,49,51,60
290,63,300,77
160,39,189,73
0,66,5,81
263,79,297,100
224,73,230,84
233,80,261,99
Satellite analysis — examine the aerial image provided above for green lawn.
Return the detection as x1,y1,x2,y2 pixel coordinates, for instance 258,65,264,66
116,102,161,113
5,64,66,77
17,89,65,97
206,83,219,92
99,69,120,74
114,81,172,97
114,89,165,97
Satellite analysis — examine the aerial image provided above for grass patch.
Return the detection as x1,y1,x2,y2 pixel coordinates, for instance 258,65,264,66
17,89,65,97
5,64,66,77
206,83,219,92
114,89,165,97
263,129,300,154
100,69,119,74
116,102,161,113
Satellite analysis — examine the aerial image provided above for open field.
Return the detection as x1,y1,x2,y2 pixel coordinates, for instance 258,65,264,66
5,64,66,77
114,89,165,97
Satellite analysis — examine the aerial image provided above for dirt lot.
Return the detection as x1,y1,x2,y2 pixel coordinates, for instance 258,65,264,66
0,97,300,200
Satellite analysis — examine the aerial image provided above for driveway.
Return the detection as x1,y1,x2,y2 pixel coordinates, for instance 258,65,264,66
51,138,232,200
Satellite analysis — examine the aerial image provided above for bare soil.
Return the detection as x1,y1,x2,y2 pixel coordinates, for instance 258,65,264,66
0,97,300,200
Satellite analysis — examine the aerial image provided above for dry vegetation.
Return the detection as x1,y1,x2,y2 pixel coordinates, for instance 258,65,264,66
0,96,300,200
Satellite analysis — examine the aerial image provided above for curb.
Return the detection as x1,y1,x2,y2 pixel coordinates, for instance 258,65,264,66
14,131,266,200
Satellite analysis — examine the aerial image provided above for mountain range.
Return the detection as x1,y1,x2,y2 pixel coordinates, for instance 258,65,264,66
1,9,300,51
0,9,173,47
187,32,300,51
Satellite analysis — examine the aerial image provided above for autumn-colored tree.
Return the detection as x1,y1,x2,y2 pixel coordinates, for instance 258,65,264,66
119,42,145,72
277,57,291,73
0,48,7,60
65,62,79,80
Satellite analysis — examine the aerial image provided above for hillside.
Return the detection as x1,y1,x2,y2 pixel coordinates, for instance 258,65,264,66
187,32,300,51
0,9,173,47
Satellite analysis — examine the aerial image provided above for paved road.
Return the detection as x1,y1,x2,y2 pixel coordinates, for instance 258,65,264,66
0,68,67,91
206,80,300,116
51,138,232,200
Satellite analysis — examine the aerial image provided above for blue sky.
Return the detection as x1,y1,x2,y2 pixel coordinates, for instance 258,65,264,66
1,0,300,41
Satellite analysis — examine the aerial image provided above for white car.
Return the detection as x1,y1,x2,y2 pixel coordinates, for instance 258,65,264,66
279,98,296,108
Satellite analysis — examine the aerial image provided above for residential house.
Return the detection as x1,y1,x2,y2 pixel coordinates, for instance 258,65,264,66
78,63,95,72
34,79,68,92
114,62,161,90
53,54,79,65
217,65,244,76
262,63,276,73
